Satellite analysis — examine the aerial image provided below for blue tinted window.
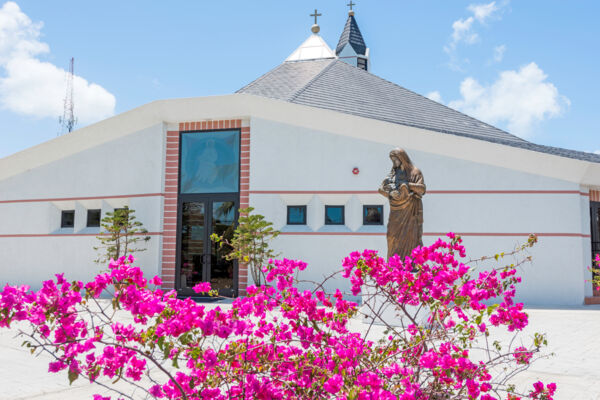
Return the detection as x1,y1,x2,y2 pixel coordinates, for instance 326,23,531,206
61,210,74,228
87,209,101,227
287,206,307,225
180,130,239,194
363,205,383,225
325,206,344,225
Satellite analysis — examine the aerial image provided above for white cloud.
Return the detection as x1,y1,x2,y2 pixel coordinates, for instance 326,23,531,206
445,1,507,69
426,91,443,103
594,150,600,155
448,62,569,137
492,44,506,62
450,16,478,46
467,2,499,22
0,2,115,125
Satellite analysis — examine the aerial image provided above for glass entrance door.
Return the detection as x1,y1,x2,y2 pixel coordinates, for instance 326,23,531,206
177,197,237,297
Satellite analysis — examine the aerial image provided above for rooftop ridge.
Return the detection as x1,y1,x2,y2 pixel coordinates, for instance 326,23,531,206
236,62,285,94
288,59,337,102
342,61,528,144
298,59,527,144
237,59,600,164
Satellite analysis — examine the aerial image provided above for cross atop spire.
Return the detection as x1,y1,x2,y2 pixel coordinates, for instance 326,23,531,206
310,9,322,34
347,1,356,16
310,9,321,25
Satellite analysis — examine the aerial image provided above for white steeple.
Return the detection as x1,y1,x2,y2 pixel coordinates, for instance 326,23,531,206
286,9,335,62
286,34,336,62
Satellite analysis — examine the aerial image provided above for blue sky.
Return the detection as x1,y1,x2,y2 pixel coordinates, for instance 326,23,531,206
0,1,598,158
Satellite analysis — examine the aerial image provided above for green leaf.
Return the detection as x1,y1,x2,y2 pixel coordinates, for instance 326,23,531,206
68,369,79,385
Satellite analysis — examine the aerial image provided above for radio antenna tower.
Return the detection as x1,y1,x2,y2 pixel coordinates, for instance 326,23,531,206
59,57,77,134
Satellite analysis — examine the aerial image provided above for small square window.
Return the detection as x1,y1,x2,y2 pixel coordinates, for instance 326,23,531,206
325,205,345,225
363,205,383,225
87,209,101,227
287,206,307,225
61,210,75,228
357,57,368,71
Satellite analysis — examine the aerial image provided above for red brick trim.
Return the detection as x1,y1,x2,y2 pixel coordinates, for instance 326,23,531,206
584,296,600,305
0,193,164,204
591,190,600,202
0,232,163,238
161,130,180,290
278,232,590,238
161,120,249,297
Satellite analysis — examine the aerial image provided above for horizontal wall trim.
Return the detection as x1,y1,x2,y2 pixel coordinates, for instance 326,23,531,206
3,190,587,204
280,232,591,238
0,232,163,238
0,193,165,204
250,190,589,196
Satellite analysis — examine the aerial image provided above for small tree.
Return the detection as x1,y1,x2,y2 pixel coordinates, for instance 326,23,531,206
211,206,280,286
94,206,150,264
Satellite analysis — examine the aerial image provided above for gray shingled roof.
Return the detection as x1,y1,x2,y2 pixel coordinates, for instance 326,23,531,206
336,15,367,56
237,59,600,163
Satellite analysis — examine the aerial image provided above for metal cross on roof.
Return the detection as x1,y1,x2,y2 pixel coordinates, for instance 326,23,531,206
347,1,356,11
310,9,322,25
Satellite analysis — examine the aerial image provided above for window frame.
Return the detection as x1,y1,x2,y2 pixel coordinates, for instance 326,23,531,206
60,210,75,228
324,205,345,226
86,209,102,228
287,205,307,225
178,129,241,195
357,57,368,71
363,204,384,226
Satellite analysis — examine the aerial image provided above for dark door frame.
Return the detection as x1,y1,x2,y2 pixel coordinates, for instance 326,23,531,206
175,194,239,297
175,128,242,298
591,201,600,259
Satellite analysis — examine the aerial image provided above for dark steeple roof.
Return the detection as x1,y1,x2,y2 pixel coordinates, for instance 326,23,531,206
237,59,600,164
336,14,367,56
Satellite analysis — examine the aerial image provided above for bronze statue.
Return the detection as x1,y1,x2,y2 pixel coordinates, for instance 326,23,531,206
378,148,426,260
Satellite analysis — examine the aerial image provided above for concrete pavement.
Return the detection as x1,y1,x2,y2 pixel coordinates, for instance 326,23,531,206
1,305,600,399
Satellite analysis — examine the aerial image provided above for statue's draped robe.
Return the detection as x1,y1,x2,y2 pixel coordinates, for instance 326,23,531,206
383,168,426,260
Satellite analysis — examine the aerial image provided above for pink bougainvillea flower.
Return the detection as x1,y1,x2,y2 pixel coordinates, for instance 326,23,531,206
0,236,551,400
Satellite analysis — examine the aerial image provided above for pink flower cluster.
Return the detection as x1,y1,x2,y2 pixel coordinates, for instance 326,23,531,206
0,236,555,399
513,346,534,365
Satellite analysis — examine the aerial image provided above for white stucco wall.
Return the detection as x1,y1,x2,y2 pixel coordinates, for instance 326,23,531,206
0,95,597,306
0,124,166,290
247,117,594,305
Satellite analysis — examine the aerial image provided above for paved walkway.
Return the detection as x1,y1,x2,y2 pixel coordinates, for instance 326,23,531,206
1,305,600,399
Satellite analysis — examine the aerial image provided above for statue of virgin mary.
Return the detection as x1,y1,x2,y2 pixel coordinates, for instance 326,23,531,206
378,148,426,260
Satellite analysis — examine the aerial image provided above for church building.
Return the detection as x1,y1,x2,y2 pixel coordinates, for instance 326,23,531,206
1,9,599,305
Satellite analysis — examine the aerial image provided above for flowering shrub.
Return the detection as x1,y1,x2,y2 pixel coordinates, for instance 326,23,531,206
592,254,600,290
0,234,555,399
